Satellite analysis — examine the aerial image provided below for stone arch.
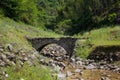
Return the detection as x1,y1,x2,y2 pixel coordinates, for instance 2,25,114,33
27,37,78,57
37,43,54,52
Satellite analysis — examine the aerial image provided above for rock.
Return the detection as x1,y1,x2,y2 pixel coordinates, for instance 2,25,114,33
18,60,24,67
57,62,66,69
6,53,16,61
7,44,13,51
75,69,82,73
1,54,11,66
0,46,4,49
84,60,89,65
51,63,56,68
76,57,83,61
23,57,28,61
49,59,54,63
87,59,95,63
79,71,83,75
20,78,24,80
54,65,61,72
26,61,34,66
101,77,111,80
106,75,111,77
1,54,7,59
11,61,16,66
98,66,105,69
113,67,120,73
107,65,118,71
76,61,83,66
40,59,45,64
57,73,66,80
0,49,4,52
85,64,96,69
101,77,105,80
63,55,69,60
0,45,3,48
55,57,63,61
69,62,76,68
70,58,75,63
5,74,9,78
66,71,73,77
79,78,84,80
0,60,5,66
99,61,107,65
29,54,35,60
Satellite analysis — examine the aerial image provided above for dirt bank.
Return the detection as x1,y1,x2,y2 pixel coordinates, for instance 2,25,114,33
88,45,120,62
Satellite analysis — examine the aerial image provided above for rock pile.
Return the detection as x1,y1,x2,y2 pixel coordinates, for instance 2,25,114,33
88,46,120,62
40,44,69,61
0,43,43,79
0,43,120,80
0,44,40,67
39,43,120,80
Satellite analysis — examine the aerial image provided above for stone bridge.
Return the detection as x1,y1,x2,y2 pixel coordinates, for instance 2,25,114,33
27,37,78,57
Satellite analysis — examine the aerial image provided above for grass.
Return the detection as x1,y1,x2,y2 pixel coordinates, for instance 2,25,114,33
84,26,120,45
5,63,55,80
0,17,63,50
75,26,120,59
0,17,120,79
0,17,61,80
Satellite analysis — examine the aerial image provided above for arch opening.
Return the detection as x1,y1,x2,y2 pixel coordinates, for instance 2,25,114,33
39,43,67,57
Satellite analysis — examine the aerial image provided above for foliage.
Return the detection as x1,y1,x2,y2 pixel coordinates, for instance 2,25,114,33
0,0,120,34
0,0,38,26
108,13,117,22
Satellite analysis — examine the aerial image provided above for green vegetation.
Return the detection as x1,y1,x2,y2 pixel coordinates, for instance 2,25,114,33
0,0,120,35
0,17,59,80
0,0,120,79
0,17,62,50
6,63,54,80
75,26,120,59
0,17,61,79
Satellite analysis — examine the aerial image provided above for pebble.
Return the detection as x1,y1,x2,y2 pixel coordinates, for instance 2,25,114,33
7,44,13,51
57,73,66,80
66,71,73,77
20,78,24,80
5,74,9,78
79,78,84,80
75,69,82,73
